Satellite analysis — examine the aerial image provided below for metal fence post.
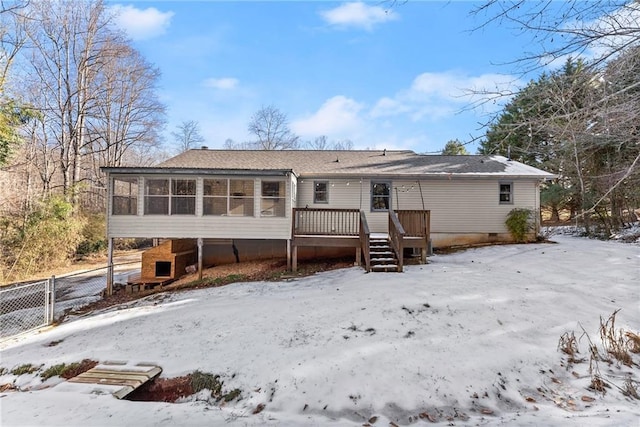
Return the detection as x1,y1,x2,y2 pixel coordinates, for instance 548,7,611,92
44,278,50,326
49,275,56,324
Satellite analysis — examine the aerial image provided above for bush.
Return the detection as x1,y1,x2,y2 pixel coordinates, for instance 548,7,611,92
11,364,39,375
505,208,533,242
0,196,86,282
76,214,107,257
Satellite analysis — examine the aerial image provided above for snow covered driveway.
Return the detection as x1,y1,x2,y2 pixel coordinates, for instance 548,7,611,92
1,235,638,426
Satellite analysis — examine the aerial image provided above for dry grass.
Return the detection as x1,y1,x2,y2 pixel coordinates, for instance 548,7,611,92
558,331,584,363
625,332,640,354
559,310,640,399
599,310,633,367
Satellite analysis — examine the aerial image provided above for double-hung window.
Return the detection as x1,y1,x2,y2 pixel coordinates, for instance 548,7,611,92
371,181,391,211
314,181,328,204
499,182,513,204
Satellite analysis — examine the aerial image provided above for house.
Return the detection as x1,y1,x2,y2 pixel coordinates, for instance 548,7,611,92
101,149,554,291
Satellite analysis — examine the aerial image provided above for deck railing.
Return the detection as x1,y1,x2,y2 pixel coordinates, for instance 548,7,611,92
388,210,405,272
359,211,371,272
396,210,431,238
293,208,360,236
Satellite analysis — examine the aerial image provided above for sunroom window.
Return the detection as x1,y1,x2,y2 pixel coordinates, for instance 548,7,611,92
144,178,196,215
261,181,285,217
112,177,138,215
203,179,255,216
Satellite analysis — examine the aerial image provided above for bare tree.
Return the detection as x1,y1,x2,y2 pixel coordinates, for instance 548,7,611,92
473,1,640,72
305,135,355,150
474,1,640,233
171,120,204,153
247,105,299,150
21,0,114,204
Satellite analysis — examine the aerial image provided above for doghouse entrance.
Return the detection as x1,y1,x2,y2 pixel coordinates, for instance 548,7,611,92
155,261,172,277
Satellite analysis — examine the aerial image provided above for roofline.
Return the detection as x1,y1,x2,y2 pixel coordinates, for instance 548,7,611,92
298,173,555,180
101,167,554,180
101,167,295,177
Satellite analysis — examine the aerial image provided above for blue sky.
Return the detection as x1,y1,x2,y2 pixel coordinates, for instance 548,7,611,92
110,1,540,153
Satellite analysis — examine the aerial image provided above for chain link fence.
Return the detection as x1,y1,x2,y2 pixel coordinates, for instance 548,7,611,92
0,261,140,340
0,279,54,338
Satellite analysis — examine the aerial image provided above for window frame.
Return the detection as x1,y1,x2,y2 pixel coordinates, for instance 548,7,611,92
499,182,514,205
143,178,196,215
171,179,196,215
260,180,285,217
202,178,255,217
314,181,329,204
371,181,392,212
144,178,170,215
112,176,138,215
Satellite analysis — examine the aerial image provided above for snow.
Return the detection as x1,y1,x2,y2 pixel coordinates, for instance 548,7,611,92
1,235,638,426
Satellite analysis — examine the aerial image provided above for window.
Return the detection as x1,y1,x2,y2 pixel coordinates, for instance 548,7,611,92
145,179,169,214
112,177,138,215
371,181,391,211
172,179,196,214
203,179,228,215
229,180,254,216
499,182,513,204
261,181,285,217
291,181,297,202
144,178,196,215
203,179,254,216
314,181,328,204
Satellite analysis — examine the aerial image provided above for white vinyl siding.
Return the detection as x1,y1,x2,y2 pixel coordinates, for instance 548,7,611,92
391,179,538,234
107,175,292,239
296,178,539,234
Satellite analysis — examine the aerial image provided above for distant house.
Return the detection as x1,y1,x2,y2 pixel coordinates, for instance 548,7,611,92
102,149,553,287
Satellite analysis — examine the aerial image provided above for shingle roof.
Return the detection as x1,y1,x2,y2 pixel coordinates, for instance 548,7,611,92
153,149,554,178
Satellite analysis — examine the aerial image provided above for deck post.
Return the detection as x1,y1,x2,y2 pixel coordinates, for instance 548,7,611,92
292,245,298,272
286,239,292,270
106,237,114,296
355,246,361,266
197,238,203,280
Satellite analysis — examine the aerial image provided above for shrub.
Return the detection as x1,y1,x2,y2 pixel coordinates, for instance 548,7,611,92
40,359,97,380
76,214,107,257
11,364,39,375
505,208,533,242
41,363,67,380
190,371,222,395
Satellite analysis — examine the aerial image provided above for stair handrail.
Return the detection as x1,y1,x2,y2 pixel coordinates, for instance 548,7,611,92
388,210,405,272
359,211,371,272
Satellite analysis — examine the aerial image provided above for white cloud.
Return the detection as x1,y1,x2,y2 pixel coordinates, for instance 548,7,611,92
291,96,364,137
319,2,397,31
111,5,174,41
203,77,239,90
371,71,522,121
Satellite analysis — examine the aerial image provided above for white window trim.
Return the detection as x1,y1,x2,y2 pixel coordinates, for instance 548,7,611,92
499,181,514,205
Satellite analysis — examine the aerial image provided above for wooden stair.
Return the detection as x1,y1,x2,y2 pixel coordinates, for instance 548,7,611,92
370,237,400,272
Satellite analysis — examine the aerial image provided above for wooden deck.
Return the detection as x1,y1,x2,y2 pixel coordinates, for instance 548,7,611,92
291,208,430,272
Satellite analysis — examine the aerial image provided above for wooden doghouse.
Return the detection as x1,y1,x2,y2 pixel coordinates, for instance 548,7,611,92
128,239,196,291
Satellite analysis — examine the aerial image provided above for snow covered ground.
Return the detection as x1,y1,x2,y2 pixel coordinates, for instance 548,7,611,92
1,235,638,426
